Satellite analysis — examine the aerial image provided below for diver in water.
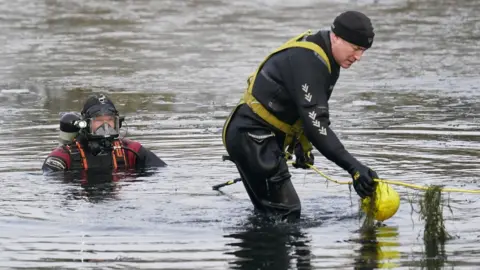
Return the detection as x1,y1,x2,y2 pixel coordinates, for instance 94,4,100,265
42,94,166,174
222,11,378,221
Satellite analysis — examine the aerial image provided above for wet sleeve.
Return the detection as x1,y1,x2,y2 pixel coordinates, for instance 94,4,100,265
135,146,167,170
42,156,67,173
286,48,363,172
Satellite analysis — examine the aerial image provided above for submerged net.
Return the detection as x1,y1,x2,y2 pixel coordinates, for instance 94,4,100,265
419,185,451,244
418,185,453,268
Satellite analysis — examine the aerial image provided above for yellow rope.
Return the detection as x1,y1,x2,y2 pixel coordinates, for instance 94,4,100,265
305,163,480,194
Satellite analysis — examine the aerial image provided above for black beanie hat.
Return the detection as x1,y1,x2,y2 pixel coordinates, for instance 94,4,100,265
331,11,375,49
81,94,118,118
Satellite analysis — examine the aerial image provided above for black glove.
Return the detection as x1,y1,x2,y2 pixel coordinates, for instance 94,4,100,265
292,143,314,169
349,165,378,198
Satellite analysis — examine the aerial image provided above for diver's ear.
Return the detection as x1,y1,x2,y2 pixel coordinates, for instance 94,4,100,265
119,116,125,128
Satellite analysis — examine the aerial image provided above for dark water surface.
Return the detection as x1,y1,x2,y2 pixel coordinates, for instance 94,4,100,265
0,0,479,269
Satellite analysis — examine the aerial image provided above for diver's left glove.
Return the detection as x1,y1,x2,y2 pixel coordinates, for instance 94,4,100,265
348,165,377,198
292,143,314,169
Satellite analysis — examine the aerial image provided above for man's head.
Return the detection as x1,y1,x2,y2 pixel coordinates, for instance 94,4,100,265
330,11,375,69
81,94,120,139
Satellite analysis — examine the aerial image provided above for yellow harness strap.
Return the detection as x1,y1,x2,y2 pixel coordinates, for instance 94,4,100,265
230,30,331,152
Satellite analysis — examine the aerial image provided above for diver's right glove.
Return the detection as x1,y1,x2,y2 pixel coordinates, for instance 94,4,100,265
348,165,377,198
292,143,314,169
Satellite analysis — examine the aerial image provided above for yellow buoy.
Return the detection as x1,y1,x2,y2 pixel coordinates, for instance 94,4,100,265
361,182,400,221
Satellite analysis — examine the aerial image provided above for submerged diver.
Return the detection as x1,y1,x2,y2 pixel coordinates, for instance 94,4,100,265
42,94,166,173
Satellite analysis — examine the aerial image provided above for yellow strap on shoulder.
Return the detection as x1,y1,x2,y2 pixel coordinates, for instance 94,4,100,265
246,31,331,131
253,30,331,75
271,38,331,73
226,30,331,150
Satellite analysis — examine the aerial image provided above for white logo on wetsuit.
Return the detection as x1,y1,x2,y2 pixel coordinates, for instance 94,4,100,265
305,93,312,102
98,94,107,104
319,126,327,136
45,156,66,170
302,83,309,93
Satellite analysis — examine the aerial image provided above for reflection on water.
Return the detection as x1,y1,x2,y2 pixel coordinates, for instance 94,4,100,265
48,170,134,203
422,235,448,270
352,225,401,269
44,166,162,204
224,218,403,270
225,216,313,270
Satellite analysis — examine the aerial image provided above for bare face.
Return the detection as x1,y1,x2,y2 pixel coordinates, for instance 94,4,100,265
330,33,367,69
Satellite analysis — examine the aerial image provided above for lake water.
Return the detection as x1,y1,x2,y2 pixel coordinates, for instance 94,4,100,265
0,0,479,269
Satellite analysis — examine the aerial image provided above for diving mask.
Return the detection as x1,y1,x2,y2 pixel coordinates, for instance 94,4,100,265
88,114,120,138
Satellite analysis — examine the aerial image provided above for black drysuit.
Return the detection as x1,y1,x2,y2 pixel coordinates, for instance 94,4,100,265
224,30,366,220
